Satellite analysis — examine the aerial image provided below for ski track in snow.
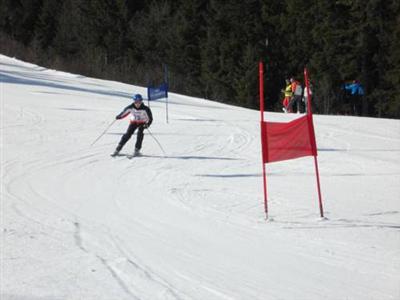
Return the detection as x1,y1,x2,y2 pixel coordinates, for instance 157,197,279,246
2,55,400,300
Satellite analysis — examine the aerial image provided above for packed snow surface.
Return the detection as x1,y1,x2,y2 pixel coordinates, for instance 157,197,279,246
1,55,399,300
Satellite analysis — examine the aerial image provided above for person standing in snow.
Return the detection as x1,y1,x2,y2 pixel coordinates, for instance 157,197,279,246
111,94,153,156
343,80,364,115
288,77,303,113
282,79,293,113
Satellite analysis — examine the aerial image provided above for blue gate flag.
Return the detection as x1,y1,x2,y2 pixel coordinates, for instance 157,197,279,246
147,83,168,100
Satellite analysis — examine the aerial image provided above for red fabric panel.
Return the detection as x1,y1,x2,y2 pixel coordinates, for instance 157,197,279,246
261,115,317,163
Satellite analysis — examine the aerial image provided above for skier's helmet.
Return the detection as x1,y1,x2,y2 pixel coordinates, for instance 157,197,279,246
133,94,143,102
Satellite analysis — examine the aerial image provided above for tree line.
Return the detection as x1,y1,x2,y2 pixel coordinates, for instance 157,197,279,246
1,0,399,118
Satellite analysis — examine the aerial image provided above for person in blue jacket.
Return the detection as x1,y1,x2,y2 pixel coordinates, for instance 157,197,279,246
344,80,365,96
344,80,364,115
111,94,153,156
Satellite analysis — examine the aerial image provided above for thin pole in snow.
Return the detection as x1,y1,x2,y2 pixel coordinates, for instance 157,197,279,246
314,156,324,218
164,64,169,124
166,95,169,124
146,127,166,157
90,119,116,146
304,67,324,218
259,61,268,219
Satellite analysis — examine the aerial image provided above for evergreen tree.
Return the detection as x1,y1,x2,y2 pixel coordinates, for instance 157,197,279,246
126,1,175,85
33,0,61,51
53,0,86,58
307,1,356,114
201,0,263,105
0,0,42,45
167,0,208,96
376,0,400,117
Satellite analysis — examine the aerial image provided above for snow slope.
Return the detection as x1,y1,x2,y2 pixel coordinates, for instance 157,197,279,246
1,55,399,300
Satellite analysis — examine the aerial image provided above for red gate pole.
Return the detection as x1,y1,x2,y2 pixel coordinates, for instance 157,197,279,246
304,68,324,218
259,61,268,219
313,155,324,218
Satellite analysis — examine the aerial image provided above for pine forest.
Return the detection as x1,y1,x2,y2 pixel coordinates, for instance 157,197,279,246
1,0,399,118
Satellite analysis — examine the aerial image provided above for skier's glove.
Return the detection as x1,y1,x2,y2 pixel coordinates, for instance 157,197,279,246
115,115,121,120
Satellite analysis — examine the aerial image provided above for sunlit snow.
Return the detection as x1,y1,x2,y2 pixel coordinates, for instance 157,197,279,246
1,55,399,300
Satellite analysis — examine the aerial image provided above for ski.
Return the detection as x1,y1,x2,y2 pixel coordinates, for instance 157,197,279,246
110,150,142,159
110,152,128,158
127,153,142,159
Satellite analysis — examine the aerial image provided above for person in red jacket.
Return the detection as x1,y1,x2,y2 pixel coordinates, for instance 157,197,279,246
288,78,303,113
111,94,153,157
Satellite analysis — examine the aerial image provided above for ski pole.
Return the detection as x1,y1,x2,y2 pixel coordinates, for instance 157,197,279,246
90,119,117,146
145,127,166,156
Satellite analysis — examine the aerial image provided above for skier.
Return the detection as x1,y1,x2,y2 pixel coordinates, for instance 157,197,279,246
111,94,153,157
